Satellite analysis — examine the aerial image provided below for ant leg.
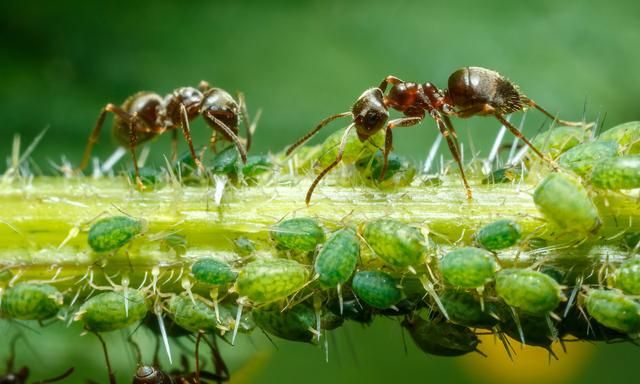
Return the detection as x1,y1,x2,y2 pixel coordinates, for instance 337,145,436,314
78,104,132,171
378,75,404,92
171,129,178,162
379,117,423,180
179,104,206,173
435,114,473,199
305,123,355,205
526,100,586,127
195,332,204,384
493,112,555,167
33,367,75,384
7,335,19,372
286,112,351,156
237,92,259,152
127,115,145,190
205,112,248,163
94,332,117,384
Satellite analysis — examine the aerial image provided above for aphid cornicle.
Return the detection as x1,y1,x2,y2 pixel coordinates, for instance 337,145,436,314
286,66,582,203
78,81,258,189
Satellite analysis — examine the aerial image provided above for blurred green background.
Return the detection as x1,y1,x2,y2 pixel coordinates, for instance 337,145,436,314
1,0,639,383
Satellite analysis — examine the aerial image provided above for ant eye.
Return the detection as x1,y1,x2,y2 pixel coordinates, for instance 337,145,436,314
365,112,380,127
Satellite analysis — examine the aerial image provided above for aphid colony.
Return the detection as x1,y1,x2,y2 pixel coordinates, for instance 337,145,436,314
2,190,640,383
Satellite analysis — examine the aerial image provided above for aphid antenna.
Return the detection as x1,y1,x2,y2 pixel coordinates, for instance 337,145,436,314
8,268,24,287
162,269,175,286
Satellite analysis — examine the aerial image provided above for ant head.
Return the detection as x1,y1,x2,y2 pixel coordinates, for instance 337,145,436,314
351,88,389,141
133,365,171,384
201,88,240,133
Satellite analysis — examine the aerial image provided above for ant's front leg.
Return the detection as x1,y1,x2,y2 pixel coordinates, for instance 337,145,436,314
379,117,423,181
378,75,404,92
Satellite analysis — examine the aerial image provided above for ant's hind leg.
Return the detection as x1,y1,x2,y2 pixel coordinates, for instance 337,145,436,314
436,115,473,199
306,123,355,205
526,99,589,127
78,104,132,171
493,112,556,168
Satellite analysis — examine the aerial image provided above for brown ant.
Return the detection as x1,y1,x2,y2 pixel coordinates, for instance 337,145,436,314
1,336,74,384
287,66,584,204
78,81,258,189
131,332,229,384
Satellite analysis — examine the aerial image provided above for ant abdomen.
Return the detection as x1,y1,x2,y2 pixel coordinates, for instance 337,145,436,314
447,66,525,116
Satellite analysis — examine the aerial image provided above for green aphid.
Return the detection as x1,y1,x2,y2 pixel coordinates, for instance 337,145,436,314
159,233,187,256
76,290,149,332
495,269,564,315
88,215,144,252
590,155,640,190
585,289,640,334
440,247,499,289
362,219,425,268
598,121,640,154
356,151,416,187
315,128,384,169
613,259,640,295
241,155,272,179
235,259,309,303
314,228,359,288
532,126,588,159
558,140,619,176
127,166,160,188
210,145,240,174
219,303,255,334
173,149,200,177
533,173,601,234
234,237,256,256
481,166,525,184
167,295,218,333
270,217,326,252
191,258,237,286
252,304,316,343
475,219,522,250
402,316,480,357
623,232,640,250
352,271,402,309
440,290,498,329
1,283,63,320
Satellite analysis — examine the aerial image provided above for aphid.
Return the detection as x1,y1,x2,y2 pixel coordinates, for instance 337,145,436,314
351,271,402,309
78,81,258,188
167,294,219,334
481,165,525,184
127,166,161,188
233,237,256,256
327,298,374,325
558,140,619,177
533,172,601,234
0,283,63,321
286,66,581,203
235,259,309,303
210,145,241,175
474,219,522,251
361,219,425,268
355,151,416,187
1,337,74,384
314,228,359,289
402,316,481,357
613,258,640,295
531,126,589,159
252,303,317,343
560,305,628,342
439,247,499,289
590,155,640,190
598,121,640,154
191,259,237,286
87,215,144,253
585,289,640,334
159,233,188,256
439,290,499,329
495,269,564,315
75,290,149,332
623,232,640,250
270,217,326,253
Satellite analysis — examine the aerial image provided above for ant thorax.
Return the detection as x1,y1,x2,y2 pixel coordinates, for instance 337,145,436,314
163,87,203,127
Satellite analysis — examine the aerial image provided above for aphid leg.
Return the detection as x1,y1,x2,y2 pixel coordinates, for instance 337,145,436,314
305,123,355,205
493,112,556,169
434,114,472,199
379,117,423,181
94,332,117,384
526,99,587,127
418,274,449,320
285,112,352,156
78,103,131,171
205,111,248,163
179,103,206,173
378,75,404,92
313,294,322,342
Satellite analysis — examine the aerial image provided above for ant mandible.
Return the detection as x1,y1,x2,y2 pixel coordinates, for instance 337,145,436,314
78,81,258,189
287,66,584,204
1,336,74,384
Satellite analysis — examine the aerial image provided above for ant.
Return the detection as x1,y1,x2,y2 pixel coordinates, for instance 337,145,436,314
131,332,229,384
1,336,74,384
286,66,584,204
78,81,258,189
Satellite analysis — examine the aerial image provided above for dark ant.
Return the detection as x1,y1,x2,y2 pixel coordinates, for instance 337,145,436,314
287,66,584,204
78,81,258,189
131,332,229,384
1,336,74,384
